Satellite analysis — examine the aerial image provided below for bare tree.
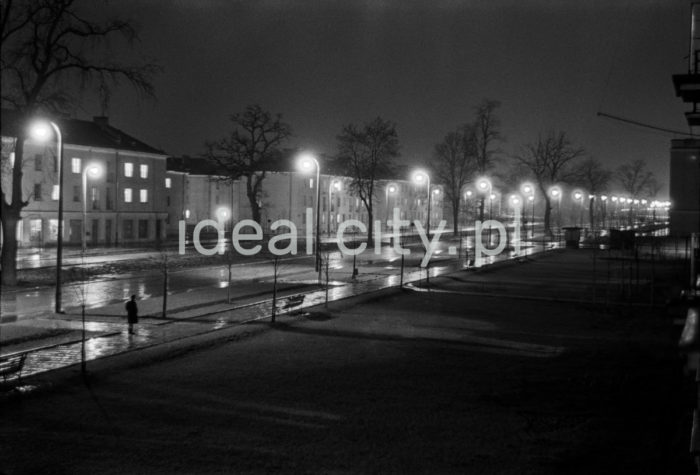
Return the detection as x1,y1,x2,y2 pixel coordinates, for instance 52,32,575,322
336,117,399,244
205,105,292,224
573,157,611,229
430,125,476,233
472,99,503,220
615,159,657,197
0,0,159,286
513,131,585,236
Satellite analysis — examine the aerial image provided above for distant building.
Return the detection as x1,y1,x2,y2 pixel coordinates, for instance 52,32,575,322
165,156,442,240
0,110,169,247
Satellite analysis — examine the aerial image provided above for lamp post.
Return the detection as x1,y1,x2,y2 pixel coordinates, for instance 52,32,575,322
510,194,522,251
549,186,561,240
601,195,608,230
385,182,397,231
412,170,431,234
521,183,535,237
463,189,474,233
30,120,64,313
82,164,103,255
611,196,618,229
573,190,584,228
298,153,321,280
328,179,341,235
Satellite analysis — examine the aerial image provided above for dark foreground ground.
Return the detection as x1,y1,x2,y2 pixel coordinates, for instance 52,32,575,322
0,256,693,474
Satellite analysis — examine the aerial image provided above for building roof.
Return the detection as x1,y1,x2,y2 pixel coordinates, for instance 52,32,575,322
1,109,166,155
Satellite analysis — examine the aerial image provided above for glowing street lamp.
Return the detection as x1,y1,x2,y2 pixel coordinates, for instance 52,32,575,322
476,177,492,222
298,152,321,278
412,170,431,234
600,195,608,229
521,183,535,236
82,163,104,255
30,120,64,313
328,179,342,235
573,190,584,227
549,186,562,234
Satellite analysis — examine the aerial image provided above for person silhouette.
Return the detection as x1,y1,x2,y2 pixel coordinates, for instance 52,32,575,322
125,294,138,335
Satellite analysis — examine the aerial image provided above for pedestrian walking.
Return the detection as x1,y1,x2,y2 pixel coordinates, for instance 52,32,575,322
125,294,138,334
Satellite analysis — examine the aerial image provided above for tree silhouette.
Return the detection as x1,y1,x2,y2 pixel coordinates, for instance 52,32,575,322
205,105,292,224
1,0,159,285
336,117,399,244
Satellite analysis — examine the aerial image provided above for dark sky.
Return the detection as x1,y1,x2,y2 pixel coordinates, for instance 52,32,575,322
94,0,691,195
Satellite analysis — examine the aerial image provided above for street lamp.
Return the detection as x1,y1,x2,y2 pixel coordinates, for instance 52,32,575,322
412,170,431,234
573,190,584,227
29,120,64,313
328,179,342,235
521,183,535,236
601,195,608,229
385,182,397,230
298,152,321,278
611,196,618,228
82,163,104,255
549,186,562,236
476,177,492,223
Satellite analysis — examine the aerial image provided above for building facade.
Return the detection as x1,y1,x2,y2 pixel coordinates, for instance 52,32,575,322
165,157,443,240
1,111,169,247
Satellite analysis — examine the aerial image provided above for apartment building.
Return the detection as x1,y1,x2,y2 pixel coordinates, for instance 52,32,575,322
1,110,169,247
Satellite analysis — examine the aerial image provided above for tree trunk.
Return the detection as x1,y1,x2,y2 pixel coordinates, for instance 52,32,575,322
0,211,20,286
1,131,27,286
588,198,595,231
543,196,553,237
245,175,261,223
452,198,460,234
366,208,373,245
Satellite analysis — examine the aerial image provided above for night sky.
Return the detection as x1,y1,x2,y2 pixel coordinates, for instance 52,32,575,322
93,0,691,194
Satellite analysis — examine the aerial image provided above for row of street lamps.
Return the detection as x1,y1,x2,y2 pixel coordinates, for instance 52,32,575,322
24,119,672,311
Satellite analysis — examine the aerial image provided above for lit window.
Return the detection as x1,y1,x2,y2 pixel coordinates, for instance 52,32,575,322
140,164,148,179
139,189,148,203
309,178,314,189
165,177,172,188
185,209,190,219
52,185,60,200
71,158,81,173
124,162,133,177
124,188,132,203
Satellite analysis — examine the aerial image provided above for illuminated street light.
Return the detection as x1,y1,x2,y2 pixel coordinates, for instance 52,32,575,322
216,206,230,222
549,186,562,235
412,169,432,234
82,163,104,255
521,183,535,236
30,119,64,313
328,179,342,235
573,190,584,227
298,152,321,279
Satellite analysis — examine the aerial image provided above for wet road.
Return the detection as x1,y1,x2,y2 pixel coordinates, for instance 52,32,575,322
3,235,540,320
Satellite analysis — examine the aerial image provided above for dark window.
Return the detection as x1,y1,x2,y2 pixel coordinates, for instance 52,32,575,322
166,195,171,207
106,188,113,210
123,220,134,239
138,219,148,239
34,183,42,201
73,185,80,202
35,154,42,171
